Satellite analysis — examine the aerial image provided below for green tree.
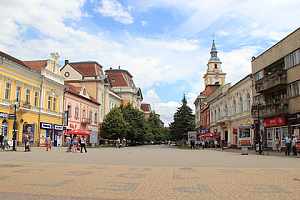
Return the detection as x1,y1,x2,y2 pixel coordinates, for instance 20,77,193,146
170,94,195,141
147,112,162,141
100,107,128,140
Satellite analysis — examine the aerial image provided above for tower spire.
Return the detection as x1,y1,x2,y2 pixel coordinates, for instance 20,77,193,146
208,39,221,63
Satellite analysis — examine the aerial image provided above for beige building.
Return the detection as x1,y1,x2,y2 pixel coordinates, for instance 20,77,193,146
209,75,253,147
251,27,300,150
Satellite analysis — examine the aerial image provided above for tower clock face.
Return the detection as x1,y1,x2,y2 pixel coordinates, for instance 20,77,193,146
215,74,219,78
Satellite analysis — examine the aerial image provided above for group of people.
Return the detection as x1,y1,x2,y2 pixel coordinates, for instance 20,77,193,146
65,134,87,153
273,134,299,157
189,139,218,150
113,137,126,148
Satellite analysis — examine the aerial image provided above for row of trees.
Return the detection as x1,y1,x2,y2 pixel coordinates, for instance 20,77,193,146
100,103,170,143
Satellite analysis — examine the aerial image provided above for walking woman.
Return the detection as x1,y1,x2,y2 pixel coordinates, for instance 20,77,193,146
72,134,78,153
45,135,51,151
80,136,87,153
275,137,281,152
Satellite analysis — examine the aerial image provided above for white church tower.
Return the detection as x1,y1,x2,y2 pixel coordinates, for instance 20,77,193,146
203,39,226,88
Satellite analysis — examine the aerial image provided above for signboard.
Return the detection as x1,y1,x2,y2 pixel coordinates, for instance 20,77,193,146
264,116,286,127
0,112,8,118
8,114,17,120
64,111,69,126
237,126,251,147
40,122,52,129
22,124,36,144
188,132,196,143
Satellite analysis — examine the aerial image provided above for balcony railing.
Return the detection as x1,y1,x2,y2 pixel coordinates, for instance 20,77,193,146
251,99,288,118
255,69,287,93
20,101,31,109
81,118,91,124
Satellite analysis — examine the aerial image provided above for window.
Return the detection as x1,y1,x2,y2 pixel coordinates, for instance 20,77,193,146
233,100,236,115
211,112,213,122
89,111,92,121
285,49,300,69
289,81,300,98
112,78,115,82
95,113,97,123
48,96,51,109
25,89,30,104
218,108,220,119
240,97,243,112
52,98,56,111
34,92,38,107
52,63,56,72
254,70,263,81
67,105,71,116
247,93,251,110
225,104,228,116
5,83,10,100
16,86,21,102
83,89,86,95
75,107,79,118
214,110,216,121
83,109,86,118
215,64,217,69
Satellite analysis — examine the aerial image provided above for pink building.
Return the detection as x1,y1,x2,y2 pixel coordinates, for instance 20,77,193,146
64,82,100,145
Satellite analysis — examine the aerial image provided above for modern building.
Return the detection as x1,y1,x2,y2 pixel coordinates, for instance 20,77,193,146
0,51,65,148
251,27,300,150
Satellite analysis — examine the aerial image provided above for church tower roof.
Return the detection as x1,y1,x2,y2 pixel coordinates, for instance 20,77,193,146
208,40,221,63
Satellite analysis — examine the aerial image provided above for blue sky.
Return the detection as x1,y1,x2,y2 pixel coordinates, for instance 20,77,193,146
1,0,300,125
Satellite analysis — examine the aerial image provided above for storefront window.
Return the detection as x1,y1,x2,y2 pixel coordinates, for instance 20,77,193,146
1,120,8,140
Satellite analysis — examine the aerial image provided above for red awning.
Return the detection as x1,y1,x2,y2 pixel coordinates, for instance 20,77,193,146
65,129,90,135
199,132,220,138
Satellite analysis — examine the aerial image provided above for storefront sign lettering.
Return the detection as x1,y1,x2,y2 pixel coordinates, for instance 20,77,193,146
0,112,8,118
264,116,286,127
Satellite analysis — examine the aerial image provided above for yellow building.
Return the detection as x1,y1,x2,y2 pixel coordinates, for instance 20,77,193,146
0,51,65,148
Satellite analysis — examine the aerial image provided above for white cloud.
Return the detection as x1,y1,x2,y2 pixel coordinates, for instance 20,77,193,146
216,30,229,36
141,21,148,26
144,89,161,106
94,0,134,24
155,101,181,126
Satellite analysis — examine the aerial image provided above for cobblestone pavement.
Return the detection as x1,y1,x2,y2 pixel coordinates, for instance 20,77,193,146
0,145,299,200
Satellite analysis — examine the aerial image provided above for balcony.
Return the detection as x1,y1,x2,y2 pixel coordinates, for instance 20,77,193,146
81,118,91,124
255,69,287,93
251,99,288,118
20,101,31,109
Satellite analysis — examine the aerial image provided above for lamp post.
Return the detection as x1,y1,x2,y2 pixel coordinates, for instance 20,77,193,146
253,101,266,155
10,103,19,151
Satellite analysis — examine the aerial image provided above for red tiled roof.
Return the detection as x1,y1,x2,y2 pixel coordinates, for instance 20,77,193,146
71,62,104,76
200,85,220,95
105,69,136,87
141,104,151,112
0,51,32,70
23,60,48,73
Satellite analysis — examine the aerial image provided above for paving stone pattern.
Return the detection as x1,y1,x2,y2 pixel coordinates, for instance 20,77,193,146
0,145,299,199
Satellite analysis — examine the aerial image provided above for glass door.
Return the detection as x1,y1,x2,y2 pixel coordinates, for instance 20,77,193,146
281,126,288,147
267,128,273,148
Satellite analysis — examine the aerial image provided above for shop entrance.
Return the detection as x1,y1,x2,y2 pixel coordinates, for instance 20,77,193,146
266,126,288,150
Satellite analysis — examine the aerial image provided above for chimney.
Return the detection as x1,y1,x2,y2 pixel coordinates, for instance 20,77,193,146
65,60,69,65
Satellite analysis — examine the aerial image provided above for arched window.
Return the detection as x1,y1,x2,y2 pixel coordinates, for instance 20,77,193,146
233,100,236,115
211,111,214,122
225,104,228,116
240,97,243,113
214,110,217,121
218,108,220,119
247,93,251,110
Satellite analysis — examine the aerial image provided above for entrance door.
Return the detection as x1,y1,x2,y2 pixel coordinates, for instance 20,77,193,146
225,131,228,142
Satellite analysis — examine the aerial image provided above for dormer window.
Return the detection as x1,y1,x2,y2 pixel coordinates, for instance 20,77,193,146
52,63,56,73
215,64,217,69
112,78,115,82
83,89,86,95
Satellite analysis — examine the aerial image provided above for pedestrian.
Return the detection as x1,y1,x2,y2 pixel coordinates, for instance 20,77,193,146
190,139,195,150
201,140,205,150
72,134,78,153
114,140,116,148
275,137,281,153
123,137,126,147
252,138,256,152
284,134,292,156
214,140,218,148
117,137,120,148
0,134,4,151
45,135,51,151
24,135,30,152
292,135,298,156
66,135,71,152
80,136,87,153
168,140,171,147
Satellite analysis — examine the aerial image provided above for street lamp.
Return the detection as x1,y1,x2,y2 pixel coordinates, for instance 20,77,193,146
10,102,19,151
252,101,266,155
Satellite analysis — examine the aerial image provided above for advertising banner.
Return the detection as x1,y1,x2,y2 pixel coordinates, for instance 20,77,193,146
22,124,36,144
237,126,251,147
188,132,196,143
39,129,46,146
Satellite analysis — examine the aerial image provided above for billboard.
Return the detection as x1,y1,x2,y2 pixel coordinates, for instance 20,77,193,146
22,124,36,144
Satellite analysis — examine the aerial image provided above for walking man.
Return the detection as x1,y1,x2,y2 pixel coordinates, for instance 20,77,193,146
80,136,87,153
66,135,71,152
285,134,292,156
292,135,298,156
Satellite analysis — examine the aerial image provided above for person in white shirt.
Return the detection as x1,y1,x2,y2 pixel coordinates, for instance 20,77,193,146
80,136,87,153
285,134,292,156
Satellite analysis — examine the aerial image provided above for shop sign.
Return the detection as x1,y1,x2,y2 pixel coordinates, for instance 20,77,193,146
251,124,255,129
288,112,300,122
205,129,210,133
264,116,286,127
40,122,52,129
0,112,8,118
8,114,17,120
54,124,63,131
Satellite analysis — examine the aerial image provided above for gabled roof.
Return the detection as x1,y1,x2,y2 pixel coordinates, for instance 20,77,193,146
23,60,48,73
65,82,100,105
200,85,221,95
70,61,104,76
0,51,32,70
141,103,151,112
